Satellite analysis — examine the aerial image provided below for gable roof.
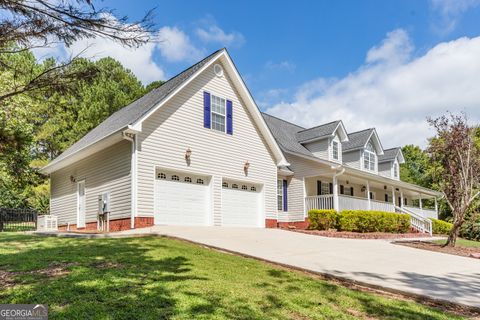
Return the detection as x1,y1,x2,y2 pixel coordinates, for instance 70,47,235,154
343,128,384,155
42,49,288,173
295,120,348,143
378,147,405,164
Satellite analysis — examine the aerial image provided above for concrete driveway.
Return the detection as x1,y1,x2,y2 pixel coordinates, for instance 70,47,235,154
121,226,480,309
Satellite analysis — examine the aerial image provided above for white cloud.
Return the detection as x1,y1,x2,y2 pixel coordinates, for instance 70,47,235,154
33,38,166,84
265,60,296,72
157,26,204,62
195,25,245,47
430,0,480,34
265,29,480,148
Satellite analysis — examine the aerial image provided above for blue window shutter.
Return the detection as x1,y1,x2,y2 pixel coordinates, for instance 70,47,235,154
283,180,288,212
226,100,233,135
203,91,211,128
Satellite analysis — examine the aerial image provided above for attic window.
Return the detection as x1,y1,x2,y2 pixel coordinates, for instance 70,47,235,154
393,162,399,178
332,141,339,160
363,142,376,171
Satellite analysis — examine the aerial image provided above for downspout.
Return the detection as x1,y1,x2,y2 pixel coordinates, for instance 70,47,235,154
123,132,137,229
332,166,345,212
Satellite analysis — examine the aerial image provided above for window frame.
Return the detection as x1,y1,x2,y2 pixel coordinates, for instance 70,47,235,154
277,179,283,211
332,140,339,160
210,94,227,133
393,161,399,178
363,142,376,171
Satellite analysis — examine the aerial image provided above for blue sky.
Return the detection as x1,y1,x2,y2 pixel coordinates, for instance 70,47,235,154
37,0,480,147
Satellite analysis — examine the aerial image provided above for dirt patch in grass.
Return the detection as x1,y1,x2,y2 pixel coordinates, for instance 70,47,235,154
394,240,480,259
291,229,433,239
0,262,78,287
90,261,123,269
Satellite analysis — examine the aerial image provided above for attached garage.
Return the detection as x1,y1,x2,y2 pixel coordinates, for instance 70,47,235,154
221,180,263,227
154,170,211,226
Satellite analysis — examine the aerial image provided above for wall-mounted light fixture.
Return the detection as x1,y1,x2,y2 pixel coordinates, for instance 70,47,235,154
384,185,387,190
185,148,192,161
244,161,250,175
70,175,76,183
346,180,349,185
361,186,366,192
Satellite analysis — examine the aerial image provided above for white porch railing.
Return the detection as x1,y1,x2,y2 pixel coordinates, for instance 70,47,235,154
338,195,369,210
404,206,438,219
305,195,334,211
37,215,58,231
370,200,395,212
397,206,432,235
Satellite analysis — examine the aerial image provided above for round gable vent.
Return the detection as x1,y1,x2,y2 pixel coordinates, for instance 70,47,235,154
213,64,223,77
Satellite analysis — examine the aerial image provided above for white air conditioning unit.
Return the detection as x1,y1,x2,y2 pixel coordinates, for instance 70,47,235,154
37,215,58,231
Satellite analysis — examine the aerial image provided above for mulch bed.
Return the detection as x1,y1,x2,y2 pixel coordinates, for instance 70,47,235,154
394,240,480,259
289,229,433,240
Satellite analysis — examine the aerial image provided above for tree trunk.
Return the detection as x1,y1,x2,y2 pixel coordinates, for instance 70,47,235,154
445,219,462,247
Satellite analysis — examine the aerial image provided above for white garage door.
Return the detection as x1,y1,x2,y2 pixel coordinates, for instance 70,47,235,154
154,170,210,226
221,180,262,227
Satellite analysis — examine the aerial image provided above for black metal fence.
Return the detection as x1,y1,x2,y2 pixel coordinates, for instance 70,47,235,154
0,208,38,232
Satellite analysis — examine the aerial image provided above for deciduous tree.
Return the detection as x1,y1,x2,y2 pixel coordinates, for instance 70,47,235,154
428,113,480,246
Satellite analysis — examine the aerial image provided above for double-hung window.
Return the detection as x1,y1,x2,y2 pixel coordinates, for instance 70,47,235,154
363,142,376,171
393,162,398,178
211,94,226,133
332,141,339,160
277,180,283,211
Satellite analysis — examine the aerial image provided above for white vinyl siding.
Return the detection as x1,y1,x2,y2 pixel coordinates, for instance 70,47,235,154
282,153,332,222
304,139,329,160
342,150,362,169
50,140,131,226
136,61,277,224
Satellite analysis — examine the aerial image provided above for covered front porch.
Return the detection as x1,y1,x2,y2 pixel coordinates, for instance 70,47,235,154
304,170,440,234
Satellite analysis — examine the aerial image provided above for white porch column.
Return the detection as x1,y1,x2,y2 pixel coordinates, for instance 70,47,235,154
333,175,339,212
434,197,438,215
419,194,423,210
366,180,371,210
391,186,396,208
400,190,404,208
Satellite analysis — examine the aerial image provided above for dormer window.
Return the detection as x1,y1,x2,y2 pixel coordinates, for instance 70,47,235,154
363,142,376,171
332,141,339,160
393,162,399,178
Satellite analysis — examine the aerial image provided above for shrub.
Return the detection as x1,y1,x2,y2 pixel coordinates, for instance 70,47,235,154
337,210,411,233
430,218,453,235
308,210,338,230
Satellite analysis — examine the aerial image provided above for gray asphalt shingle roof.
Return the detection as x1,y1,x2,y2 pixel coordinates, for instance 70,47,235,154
342,129,374,152
295,121,341,143
378,147,401,163
49,48,223,166
261,113,315,158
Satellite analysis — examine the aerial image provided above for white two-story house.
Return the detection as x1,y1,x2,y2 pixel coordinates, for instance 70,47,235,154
42,48,440,233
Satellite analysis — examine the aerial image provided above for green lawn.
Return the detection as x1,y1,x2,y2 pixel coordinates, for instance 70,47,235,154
432,238,480,248
0,233,463,320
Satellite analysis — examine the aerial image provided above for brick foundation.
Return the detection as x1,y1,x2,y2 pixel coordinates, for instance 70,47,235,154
58,217,154,232
265,219,310,229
